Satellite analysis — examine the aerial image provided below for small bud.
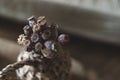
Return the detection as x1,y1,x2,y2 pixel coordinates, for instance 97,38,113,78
58,34,69,44
35,42,42,52
41,29,51,40
31,33,39,43
27,16,36,27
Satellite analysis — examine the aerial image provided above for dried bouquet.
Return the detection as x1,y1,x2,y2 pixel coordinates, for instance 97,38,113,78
0,16,71,80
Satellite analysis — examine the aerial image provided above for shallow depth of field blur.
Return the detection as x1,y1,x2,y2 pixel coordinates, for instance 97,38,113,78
0,0,120,80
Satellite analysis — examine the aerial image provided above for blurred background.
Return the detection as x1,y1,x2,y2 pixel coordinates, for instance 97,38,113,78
0,0,120,80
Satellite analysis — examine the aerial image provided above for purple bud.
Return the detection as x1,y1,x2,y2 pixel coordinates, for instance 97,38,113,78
58,34,69,44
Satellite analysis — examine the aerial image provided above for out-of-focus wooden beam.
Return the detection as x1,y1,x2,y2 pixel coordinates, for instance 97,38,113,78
0,38,21,62
0,0,120,44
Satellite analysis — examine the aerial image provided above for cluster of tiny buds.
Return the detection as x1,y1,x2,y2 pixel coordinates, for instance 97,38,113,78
17,16,69,59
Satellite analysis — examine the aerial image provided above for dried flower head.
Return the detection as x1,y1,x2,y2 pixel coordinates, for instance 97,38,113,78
37,16,47,26
17,34,27,45
41,48,55,59
32,24,40,33
35,42,42,52
31,33,39,43
23,40,31,48
41,29,51,40
44,41,57,52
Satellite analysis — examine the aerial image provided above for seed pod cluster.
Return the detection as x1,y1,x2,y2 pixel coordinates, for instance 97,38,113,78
0,16,71,80
17,16,69,59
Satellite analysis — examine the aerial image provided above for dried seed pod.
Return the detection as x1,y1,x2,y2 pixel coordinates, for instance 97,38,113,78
41,29,51,40
37,16,47,26
44,41,57,52
32,24,40,33
58,34,69,44
38,16,45,21
41,48,55,59
27,16,36,27
35,42,42,52
31,33,39,43
23,25,32,36
44,41,52,49
17,34,27,45
23,40,31,47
